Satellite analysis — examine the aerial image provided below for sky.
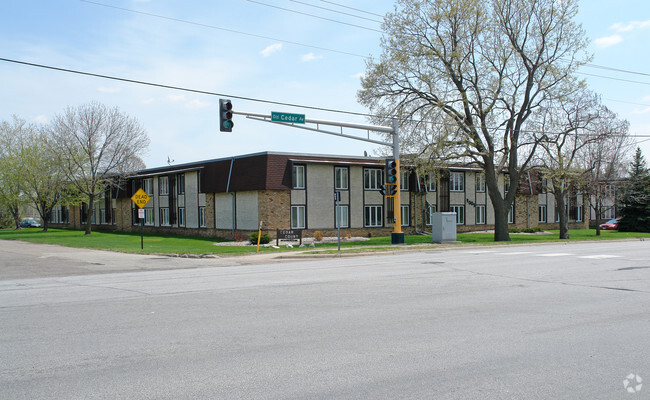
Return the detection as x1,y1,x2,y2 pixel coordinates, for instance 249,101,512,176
1,0,649,170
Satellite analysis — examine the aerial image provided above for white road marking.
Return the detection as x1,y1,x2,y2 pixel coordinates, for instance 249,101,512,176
578,254,622,259
536,253,574,257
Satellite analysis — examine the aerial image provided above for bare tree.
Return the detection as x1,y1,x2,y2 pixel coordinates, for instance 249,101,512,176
50,102,149,235
358,0,589,241
580,108,631,235
529,91,612,239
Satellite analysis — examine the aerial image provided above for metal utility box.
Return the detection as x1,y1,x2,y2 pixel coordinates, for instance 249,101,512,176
432,212,457,243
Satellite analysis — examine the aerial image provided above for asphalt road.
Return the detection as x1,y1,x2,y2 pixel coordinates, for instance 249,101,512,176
1,239,649,399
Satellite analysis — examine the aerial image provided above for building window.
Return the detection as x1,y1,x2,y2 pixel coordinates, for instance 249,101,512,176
400,170,409,191
335,205,349,228
450,205,465,224
199,207,206,227
576,204,583,222
159,176,169,195
160,208,170,226
539,205,547,223
504,175,511,193
476,205,486,225
111,208,116,225
364,168,382,190
178,207,185,227
401,205,409,226
144,208,154,226
292,165,305,189
425,204,437,226
291,205,305,229
177,174,185,195
476,173,486,193
508,204,514,224
428,174,437,192
450,172,464,192
335,167,348,190
364,205,383,227
142,178,153,195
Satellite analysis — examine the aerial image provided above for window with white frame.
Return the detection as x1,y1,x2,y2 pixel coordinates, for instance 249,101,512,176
335,205,349,228
400,170,409,191
293,165,305,189
450,172,464,192
160,208,170,226
576,204,583,222
476,205,486,225
508,204,514,224
335,167,348,190
428,174,437,192
425,204,437,225
159,176,169,195
401,205,409,226
142,178,153,195
144,208,154,225
364,205,383,227
199,206,206,227
539,205,547,223
177,207,185,227
177,174,185,195
476,173,486,192
504,175,511,193
450,205,465,224
364,169,382,190
291,205,305,229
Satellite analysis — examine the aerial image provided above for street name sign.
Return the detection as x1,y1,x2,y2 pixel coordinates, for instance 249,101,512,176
271,112,305,124
131,188,151,209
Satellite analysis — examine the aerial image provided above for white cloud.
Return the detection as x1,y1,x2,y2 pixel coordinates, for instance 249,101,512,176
33,115,48,124
97,87,122,93
351,72,365,80
187,99,210,109
632,106,650,115
610,20,650,32
594,35,623,48
167,94,186,102
261,43,283,57
301,52,323,62
641,95,650,102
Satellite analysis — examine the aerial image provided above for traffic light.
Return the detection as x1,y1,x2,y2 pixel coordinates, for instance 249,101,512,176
388,184,397,196
386,158,397,184
379,184,386,196
220,99,234,132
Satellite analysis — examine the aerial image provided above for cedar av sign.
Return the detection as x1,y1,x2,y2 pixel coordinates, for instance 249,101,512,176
271,112,305,124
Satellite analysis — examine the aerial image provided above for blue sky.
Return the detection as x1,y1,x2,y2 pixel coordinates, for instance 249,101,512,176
1,0,649,169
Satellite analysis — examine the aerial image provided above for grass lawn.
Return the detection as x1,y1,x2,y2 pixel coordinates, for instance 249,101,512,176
0,227,648,256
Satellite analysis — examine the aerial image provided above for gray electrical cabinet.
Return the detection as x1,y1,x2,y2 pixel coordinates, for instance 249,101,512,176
432,212,457,243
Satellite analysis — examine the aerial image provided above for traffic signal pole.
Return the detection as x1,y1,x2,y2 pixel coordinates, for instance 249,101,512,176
227,104,405,244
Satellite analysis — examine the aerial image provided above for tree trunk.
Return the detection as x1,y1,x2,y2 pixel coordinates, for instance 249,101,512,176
485,166,511,242
10,204,21,230
554,191,569,239
595,204,601,236
85,195,94,235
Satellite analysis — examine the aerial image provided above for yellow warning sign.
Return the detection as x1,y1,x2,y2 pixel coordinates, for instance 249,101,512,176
130,188,151,209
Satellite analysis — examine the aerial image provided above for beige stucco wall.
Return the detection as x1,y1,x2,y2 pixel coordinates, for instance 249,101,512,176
306,164,335,229
236,191,259,230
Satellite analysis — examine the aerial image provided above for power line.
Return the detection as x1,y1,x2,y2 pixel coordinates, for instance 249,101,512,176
245,0,382,33
319,0,385,18
583,63,650,78
578,72,650,86
2,57,648,138
0,57,374,118
79,0,369,59
287,0,383,23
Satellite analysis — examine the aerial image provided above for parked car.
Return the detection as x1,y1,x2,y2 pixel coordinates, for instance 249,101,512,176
19,219,42,228
599,218,620,230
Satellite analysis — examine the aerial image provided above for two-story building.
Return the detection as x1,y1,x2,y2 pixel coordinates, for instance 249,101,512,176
49,151,589,238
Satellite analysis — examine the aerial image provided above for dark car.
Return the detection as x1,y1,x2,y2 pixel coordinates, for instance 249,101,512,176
599,218,620,230
19,219,42,228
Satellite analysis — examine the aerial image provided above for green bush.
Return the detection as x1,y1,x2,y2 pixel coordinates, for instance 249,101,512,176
248,232,272,245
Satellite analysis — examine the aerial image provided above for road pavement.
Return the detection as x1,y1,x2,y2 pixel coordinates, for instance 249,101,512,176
1,239,649,399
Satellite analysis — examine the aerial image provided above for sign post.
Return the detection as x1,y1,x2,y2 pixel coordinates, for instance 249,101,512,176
256,221,263,254
130,188,151,250
335,191,341,251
